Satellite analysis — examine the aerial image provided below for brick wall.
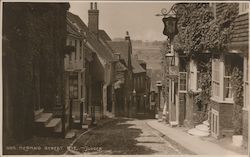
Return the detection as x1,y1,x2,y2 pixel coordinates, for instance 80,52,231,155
210,99,234,138
242,110,248,149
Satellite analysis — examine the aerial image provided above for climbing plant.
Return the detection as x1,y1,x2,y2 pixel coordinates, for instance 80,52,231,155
173,3,238,56
231,67,244,135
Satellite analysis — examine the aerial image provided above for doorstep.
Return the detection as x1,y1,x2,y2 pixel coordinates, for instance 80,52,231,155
147,120,242,155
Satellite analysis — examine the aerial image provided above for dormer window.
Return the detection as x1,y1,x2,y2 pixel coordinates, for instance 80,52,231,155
114,53,121,61
239,3,249,15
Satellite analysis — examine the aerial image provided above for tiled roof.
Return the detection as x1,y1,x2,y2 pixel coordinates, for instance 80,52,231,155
107,41,129,65
131,57,146,74
67,12,114,62
137,59,146,65
66,19,82,38
99,30,112,41
107,41,145,74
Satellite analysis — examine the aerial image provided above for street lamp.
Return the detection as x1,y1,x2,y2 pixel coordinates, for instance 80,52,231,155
132,89,136,117
143,94,147,113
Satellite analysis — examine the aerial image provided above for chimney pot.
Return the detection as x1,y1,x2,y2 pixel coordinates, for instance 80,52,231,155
94,2,97,10
90,2,93,9
125,31,130,40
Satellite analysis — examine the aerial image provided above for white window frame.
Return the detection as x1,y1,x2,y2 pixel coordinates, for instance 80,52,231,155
239,3,249,15
212,58,220,99
179,72,187,93
223,55,233,101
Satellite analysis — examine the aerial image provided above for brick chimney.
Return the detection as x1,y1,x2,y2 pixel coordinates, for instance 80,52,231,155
88,2,99,38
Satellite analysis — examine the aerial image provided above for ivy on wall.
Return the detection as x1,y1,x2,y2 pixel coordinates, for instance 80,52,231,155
173,3,238,56
231,67,244,135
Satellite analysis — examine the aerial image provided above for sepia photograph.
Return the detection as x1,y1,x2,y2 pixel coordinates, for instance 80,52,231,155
1,0,249,155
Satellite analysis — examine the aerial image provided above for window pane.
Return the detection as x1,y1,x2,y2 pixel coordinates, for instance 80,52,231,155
179,72,187,91
224,77,232,98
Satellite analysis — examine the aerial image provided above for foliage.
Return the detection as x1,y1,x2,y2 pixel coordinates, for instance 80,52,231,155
194,58,212,112
173,3,238,56
231,67,243,135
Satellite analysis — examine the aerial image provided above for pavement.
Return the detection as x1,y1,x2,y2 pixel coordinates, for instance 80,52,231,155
147,120,248,155
67,118,193,155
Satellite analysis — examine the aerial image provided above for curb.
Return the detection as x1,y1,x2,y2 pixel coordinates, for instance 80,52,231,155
64,118,115,155
146,121,196,155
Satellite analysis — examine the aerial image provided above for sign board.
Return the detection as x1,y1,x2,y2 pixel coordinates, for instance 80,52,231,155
166,66,179,79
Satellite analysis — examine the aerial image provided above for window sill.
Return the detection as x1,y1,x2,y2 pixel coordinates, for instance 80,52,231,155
238,10,249,16
210,97,234,104
242,107,249,111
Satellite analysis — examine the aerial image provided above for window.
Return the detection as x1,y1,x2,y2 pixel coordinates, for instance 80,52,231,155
212,57,220,98
80,41,82,59
69,40,73,61
75,40,77,60
239,3,249,14
224,55,233,100
69,74,78,99
179,72,187,92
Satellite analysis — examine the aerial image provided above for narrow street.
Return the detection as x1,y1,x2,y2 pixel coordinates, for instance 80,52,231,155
70,118,193,155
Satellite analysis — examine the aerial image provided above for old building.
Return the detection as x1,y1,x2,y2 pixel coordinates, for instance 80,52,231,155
66,3,132,122
209,3,248,147
3,3,70,148
108,34,151,118
163,3,248,148
64,17,88,129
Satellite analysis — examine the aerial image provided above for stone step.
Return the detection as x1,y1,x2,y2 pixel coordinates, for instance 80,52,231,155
203,120,209,126
45,118,61,128
188,128,210,137
46,118,62,133
82,124,89,129
195,124,210,132
34,108,44,120
65,130,76,139
170,121,178,127
35,113,53,125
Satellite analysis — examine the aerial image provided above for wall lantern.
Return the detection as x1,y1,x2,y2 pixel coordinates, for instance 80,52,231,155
156,81,163,90
165,51,175,66
132,89,136,96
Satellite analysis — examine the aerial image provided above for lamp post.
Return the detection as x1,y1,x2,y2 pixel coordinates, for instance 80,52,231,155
132,89,136,117
143,94,147,113
156,4,187,124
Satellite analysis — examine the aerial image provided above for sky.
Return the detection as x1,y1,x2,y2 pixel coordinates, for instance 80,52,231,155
69,2,174,41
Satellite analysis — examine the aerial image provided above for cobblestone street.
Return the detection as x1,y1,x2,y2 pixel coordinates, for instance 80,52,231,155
70,118,193,155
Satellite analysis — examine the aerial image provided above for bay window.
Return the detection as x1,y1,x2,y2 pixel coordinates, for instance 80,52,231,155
212,54,243,102
212,57,220,98
224,56,233,100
